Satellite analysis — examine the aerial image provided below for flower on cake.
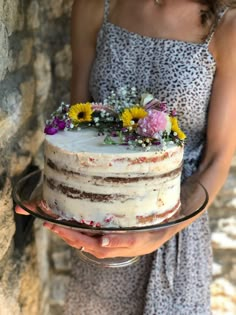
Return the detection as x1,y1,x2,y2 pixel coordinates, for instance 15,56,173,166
44,117,66,135
137,110,171,138
121,106,147,127
44,87,186,149
68,102,93,124
170,116,186,140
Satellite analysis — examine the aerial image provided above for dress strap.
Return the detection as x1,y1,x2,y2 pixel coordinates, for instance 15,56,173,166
205,6,229,46
104,0,110,22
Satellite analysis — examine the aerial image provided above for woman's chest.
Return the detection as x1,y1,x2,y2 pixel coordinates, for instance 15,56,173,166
90,31,215,102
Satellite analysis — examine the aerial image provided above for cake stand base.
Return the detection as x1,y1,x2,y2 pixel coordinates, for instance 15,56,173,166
77,251,140,268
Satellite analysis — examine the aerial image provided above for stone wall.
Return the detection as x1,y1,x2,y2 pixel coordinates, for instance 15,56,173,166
0,1,72,314
0,1,235,315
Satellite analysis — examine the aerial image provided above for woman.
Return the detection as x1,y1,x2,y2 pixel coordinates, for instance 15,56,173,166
17,0,236,314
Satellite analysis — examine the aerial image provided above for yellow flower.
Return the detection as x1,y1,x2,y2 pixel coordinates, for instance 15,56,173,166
170,117,186,140
121,106,147,127
68,103,93,124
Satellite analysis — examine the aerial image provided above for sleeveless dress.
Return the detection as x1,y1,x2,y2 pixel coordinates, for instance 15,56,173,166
64,2,228,314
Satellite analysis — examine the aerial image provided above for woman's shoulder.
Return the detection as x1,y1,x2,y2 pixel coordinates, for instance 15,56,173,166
72,0,104,26
213,8,236,64
71,0,105,43
219,8,236,40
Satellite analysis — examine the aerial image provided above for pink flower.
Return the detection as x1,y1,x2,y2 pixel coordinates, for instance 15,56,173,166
137,110,168,138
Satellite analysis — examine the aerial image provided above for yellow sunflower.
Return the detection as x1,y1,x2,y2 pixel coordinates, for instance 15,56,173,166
121,106,147,128
170,117,186,140
68,103,93,124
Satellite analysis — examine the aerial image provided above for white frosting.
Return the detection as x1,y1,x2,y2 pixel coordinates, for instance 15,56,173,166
43,129,183,227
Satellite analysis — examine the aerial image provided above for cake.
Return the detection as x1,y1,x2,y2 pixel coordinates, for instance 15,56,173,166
43,89,186,228
43,129,183,227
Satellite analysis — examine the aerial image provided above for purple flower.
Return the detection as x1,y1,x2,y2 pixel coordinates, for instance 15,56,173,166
53,117,66,130
137,110,168,138
44,116,67,135
44,125,58,135
57,120,66,130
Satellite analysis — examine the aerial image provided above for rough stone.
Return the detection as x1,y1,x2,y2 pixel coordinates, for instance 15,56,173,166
9,129,44,177
34,219,50,286
212,262,223,277
34,53,52,104
18,245,41,315
0,242,43,315
0,242,14,278
0,287,20,315
0,178,15,261
217,217,236,238
55,44,72,80
20,78,36,121
0,0,23,35
0,90,22,147
229,265,236,282
212,232,236,250
0,1,74,314
0,22,9,81
0,78,36,145
8,38,34,72
18,38,34,68
27,1,40,30
211,278,236,315
41,0,73,19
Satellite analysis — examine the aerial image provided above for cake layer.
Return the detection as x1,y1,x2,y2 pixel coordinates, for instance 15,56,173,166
43,129,183,227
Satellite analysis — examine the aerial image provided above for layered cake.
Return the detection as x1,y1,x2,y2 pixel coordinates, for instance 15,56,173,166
43,90,186,227
43,129,183,227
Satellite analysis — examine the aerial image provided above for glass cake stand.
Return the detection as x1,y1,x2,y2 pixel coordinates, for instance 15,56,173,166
13,170,209,268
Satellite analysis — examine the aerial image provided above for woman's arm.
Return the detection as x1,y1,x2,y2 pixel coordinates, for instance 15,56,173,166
70,0,104,103
194,9,236,206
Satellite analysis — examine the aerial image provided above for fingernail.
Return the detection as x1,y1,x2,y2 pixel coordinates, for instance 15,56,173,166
101,237,110,247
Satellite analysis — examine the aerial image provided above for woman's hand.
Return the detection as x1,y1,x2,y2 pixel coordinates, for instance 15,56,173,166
15,204,32,215
15,203,179,257
15,202,199,258
43,221,183,258
15,201,59,218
